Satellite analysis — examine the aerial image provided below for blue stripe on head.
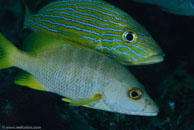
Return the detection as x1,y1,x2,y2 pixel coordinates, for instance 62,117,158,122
131,45,155,55
115,45,147,58
137,41,157,50
138,37,159,46
101,46,133,57
115,51,131,56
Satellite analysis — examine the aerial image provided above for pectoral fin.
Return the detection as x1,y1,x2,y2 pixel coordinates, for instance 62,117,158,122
23,32,91,54
61,94,102,106
14,71,45,91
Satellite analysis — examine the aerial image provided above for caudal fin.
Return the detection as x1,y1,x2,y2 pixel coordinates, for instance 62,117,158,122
0,33,18,69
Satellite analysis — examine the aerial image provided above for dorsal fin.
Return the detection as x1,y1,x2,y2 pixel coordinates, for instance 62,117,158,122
14,70,45,91
22,32,65,54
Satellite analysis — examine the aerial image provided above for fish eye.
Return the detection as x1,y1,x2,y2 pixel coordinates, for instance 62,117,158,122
127,88,142,100
122,30,137,43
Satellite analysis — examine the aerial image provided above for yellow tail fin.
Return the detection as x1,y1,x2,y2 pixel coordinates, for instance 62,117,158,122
0,33,18,69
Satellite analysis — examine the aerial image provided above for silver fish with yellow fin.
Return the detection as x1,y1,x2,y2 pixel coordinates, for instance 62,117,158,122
0,32,159,116
24,0,164,66
133,0,194,16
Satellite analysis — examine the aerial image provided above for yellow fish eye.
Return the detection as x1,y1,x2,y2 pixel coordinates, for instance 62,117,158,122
122,30,137,44
127,88,142,100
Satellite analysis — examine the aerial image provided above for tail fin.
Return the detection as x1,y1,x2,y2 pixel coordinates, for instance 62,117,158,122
0,33,18,69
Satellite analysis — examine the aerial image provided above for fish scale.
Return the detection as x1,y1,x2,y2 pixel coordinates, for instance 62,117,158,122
14,45,104,99
25,0,164,65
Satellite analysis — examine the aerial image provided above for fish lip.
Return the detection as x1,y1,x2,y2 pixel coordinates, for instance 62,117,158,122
140,112,158,116
130,55,165,65
113,107,159,116
127,111,159,116
124,102,159,116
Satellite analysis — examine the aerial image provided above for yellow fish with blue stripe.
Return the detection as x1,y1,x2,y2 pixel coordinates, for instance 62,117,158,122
0,32,159,116
24,0,164,65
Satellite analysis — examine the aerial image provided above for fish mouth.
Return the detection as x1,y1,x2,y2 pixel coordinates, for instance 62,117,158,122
137,111,158,116
130,54,165,65
110,105,159,116
125,110,159,116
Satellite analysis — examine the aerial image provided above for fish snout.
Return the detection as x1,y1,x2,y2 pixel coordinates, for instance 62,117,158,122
142,98,159,116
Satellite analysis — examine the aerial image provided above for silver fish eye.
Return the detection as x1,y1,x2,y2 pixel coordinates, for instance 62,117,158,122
122,30,137,43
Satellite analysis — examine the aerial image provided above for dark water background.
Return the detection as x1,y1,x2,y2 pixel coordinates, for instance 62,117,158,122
0,0,194,130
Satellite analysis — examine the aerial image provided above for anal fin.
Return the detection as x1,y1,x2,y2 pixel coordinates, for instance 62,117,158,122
14,71,45,91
